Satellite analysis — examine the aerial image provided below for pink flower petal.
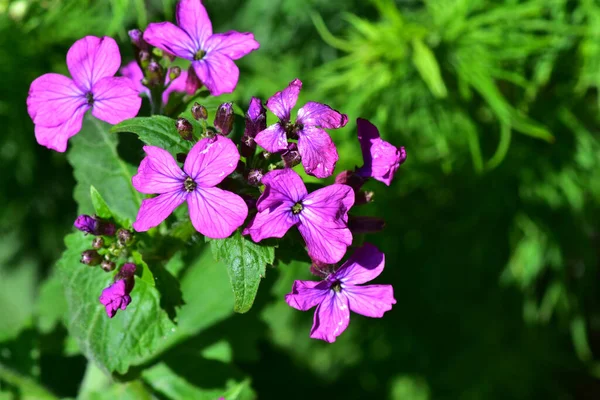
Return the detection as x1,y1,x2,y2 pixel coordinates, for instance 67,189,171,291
120,61,148,96
91,77,142,124
285,280,329,311
332,243,385,285
266,78,302,121
132,146,187,194
185,67,202,95
163,68,188,104
343,284,395,318
303,183,354,224
27,73,86,127
297,101,348,129
242,203,298,242
254,123,288,153
192,52,239,96
297,126,339,178
67,36,121,91
297,217,352,264
34,105,88,152
205,31,260,60
183,136,239,187
187,187,248,238
176,0,212,48
310,292,350,343
256,168,307,212
143,21,196,60
132,191,187,232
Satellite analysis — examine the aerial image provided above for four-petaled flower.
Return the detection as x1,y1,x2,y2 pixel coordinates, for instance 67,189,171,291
254,79,348,178
27,36,141,152
355,118,406,186
120,61,188,106
243,168,354,264
132,136,248,238
143,0,260,96
99,263,136,318
285,243,396,343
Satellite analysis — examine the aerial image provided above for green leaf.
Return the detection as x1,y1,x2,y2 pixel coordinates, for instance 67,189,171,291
411,38,447,98
35,272,67,334
57,233,177,374
208,232,275,313
67,117,142,227
110,116,192,156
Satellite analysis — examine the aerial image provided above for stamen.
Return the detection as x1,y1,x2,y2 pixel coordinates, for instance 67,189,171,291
331,281,342,293
194,49,206,61
184,176,197,192
85,92,94,105
292,202,303,215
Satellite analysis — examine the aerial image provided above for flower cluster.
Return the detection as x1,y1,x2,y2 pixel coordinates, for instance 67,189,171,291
29,0,406,342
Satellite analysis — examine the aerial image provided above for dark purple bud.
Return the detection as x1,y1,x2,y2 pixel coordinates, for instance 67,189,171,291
241,194,257,209
128,29,148,50
191,102,208,120
355,190,375,205
214,102,234,136
241,97,266,158
176,118,194,141
92,237,105,249
248,169,263,186
282,143,301,168
348,216,385,234
74,215,115,236
335,170,366,192
101,260,116,272
147,60,163,86
116,229,134,246
176,153,187,163
116,263,137,284
169,66,181,81
81,250,102,266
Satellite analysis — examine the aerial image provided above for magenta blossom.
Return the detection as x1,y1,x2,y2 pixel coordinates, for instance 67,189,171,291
355,118,406,186
285,243,396,343
132,136,248,238
99,263,136,318
27,36,141,152
243,168,354,264
143,0,259,96
254,79,348,178
120,61,188,105
74,214,116,236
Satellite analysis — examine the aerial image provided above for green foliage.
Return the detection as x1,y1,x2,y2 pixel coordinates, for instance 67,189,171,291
111,116,193,156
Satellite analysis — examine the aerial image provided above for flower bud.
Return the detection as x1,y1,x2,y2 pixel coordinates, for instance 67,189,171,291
282,143,301,168
355,190,375,205
176,153,187,163
191,102,208,120
241,97,266,158
348,216,385,234
214,102,234,136
169,66,181,81
128,29,148,50
247,169,263,186
116,229,134,246
152,47,164,58
146,60,163,87
335,170,365,192
138,50,150,68
116,263,136,283
101,260,116,272
81,250,102,266
92,237,105,249
176,118,194,141
74,215,116,236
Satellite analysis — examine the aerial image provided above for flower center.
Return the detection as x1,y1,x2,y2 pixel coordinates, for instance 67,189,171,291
331,281,342,293
292,202,303,214
194,49,206,61
184,176,197,192
85,91,94,105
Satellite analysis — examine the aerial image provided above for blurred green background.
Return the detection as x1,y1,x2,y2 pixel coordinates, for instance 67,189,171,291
2,0,600,398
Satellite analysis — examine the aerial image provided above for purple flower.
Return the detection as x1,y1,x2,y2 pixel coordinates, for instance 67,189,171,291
355,118,406,186
99,263,136,318
120,61,188,105
27,36,141,152
254,79,348,178
285,243,396,343
74,215,116,236
243,168,354,264
131,136,248,238
143,0,260,96
241,97,266,158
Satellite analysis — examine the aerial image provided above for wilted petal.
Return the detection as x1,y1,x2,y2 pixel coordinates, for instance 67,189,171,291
192,52,239,96
91,77,142,124
34,105,88,153
163,68,188,104
302,183,354,224
266,78,302,121
297,217,352,264
205,31,260,60
310,292,350,343
67,36,121,91
99,279,132,318
120,61,148,96
132,146,186,194
297,101,348,129
187,187,248,239
242,203,297,242
298,126,339,178
343,284,395,318
256,168,307,212
254,123,288,153
184,135,239,187
132,191,187,232
143,22,196,60
285,280,330,311
27,73,86,127
176,0,212,48
332,243,385,285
